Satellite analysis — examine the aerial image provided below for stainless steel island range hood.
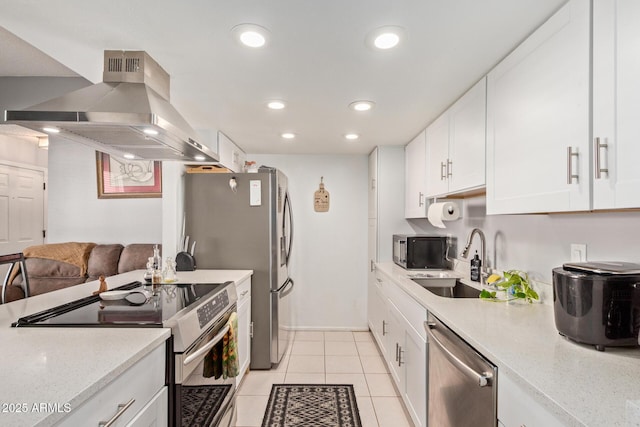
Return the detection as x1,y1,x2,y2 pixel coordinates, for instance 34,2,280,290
4,50,218,162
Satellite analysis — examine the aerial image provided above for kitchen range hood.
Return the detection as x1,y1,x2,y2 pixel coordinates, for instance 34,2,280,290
4,50,218,162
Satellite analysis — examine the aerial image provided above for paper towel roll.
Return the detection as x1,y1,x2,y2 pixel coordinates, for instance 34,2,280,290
427,201,460,228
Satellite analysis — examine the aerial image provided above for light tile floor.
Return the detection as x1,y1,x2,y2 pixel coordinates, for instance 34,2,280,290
236,330,413,427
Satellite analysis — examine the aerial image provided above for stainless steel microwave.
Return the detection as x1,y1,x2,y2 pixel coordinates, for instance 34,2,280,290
393,235,449,270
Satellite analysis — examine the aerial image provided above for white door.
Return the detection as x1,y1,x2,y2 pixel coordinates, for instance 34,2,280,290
448,78,487,194
486,0,591,214
404,130,427,218
368,148,378,219
0,164,45,260
425,113,450,198
593,0,640,209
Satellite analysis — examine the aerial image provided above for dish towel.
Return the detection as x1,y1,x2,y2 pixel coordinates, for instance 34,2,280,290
203,312,239,379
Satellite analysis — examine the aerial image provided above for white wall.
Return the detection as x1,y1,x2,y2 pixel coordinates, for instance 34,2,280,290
47,137,162,245
408,196,640,301
251,154,369,330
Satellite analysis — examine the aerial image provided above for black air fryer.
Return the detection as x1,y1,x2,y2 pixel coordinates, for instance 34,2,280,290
553,262,640,351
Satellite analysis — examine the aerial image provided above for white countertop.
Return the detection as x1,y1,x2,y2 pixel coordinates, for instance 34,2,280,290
376,262,640,427
0,269,252,427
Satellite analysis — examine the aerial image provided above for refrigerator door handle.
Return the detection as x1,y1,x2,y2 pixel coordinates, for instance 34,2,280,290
283,192,294,266
272,277,294,294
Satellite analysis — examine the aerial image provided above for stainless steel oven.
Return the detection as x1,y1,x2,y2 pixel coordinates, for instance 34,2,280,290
171,302,237,427
13,280,238,427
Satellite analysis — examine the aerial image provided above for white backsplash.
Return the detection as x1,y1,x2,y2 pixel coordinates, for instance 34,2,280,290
409,195,640,304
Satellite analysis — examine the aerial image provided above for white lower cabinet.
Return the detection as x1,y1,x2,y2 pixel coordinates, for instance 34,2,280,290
370,271,427,427
368,275,388,357
236,277,252,386
498,370,565,427
57,343,167,427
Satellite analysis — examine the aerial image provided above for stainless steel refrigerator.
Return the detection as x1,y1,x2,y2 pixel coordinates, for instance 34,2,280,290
184,167,294,369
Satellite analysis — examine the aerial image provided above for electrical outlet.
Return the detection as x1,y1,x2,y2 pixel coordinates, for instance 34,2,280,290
570,244,587,262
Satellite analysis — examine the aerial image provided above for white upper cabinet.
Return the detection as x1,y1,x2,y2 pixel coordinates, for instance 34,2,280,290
217,132,246,173
404,130,427,218
592,0,640,209
426,78,486,198
425,113,449,198
486,0,591,215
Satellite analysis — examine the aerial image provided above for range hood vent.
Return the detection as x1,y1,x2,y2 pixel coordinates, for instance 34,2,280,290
3,50,218,162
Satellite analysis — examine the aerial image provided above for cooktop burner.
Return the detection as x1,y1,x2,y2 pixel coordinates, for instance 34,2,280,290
12,281,228,327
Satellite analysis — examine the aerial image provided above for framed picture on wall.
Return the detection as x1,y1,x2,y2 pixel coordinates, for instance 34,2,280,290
96,152,162,199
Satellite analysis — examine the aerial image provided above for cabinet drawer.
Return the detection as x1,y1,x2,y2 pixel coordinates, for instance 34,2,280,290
57,344,166,427
498,371,564,427
236,277,251,305
382,277,427,339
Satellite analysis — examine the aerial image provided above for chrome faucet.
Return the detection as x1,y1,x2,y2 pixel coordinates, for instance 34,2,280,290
460,228,488,285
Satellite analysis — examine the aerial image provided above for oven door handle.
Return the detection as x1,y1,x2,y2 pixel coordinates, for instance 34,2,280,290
183,324,230,366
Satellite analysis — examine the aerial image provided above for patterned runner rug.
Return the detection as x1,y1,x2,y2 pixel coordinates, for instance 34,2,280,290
181,384,232,427
262,384,362,427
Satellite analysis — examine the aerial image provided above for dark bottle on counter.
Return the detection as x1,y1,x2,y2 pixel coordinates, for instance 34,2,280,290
470,251,481,282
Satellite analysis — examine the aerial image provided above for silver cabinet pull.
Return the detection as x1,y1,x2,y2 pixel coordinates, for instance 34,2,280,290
98,398,135,427
398,346,405,366
382,320,387,336
425,322,492,387
594,137,609,179
447,159,453,178
370,260,375,272
567,146,579,184
440,162,447,180
240,290,249,297
418,192,424,207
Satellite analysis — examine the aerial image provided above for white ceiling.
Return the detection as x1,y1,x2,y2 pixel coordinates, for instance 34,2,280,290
0,0,567,155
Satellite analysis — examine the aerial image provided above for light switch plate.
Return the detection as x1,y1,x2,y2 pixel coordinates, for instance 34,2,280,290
570,243,587,262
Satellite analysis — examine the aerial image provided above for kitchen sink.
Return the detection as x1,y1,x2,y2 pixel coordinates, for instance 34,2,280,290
411,279,481,298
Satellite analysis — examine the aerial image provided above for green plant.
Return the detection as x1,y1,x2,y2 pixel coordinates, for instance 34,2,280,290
479,270,539,303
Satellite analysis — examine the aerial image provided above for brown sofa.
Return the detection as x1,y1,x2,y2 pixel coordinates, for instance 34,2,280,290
4,243,159,303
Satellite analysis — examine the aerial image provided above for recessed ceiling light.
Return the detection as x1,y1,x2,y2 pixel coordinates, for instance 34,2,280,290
366,26,406,50
42,127,60,134
123,153,136,160
267,100,286,110
349,101,375,112
232,24,270,48
143,128,159,136
345,133,359,140
194,155,206,161
281,133,296,139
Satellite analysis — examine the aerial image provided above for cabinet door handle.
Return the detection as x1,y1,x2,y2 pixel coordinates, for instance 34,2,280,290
440,162,447,180
371,178,376,190
99,398,135,427
447,159,453,178
567,146,579,184
382,320,387,336
398,346,404,366
240,290,249,297
594,137,609,179
418,192,424,207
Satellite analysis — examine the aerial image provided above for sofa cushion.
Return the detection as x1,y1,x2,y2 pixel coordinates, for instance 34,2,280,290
87,244,124,282
118,244,158,274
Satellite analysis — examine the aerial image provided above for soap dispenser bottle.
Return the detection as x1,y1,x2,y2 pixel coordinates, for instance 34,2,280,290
470,250,481,282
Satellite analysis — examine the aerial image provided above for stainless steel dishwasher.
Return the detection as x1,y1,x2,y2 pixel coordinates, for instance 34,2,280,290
425,314,497,427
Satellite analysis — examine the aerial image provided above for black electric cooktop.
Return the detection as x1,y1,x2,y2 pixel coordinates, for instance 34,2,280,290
12,281,227,327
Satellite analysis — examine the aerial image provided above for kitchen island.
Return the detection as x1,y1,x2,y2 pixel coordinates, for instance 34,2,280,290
0,269,252,427
375,262,640,427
